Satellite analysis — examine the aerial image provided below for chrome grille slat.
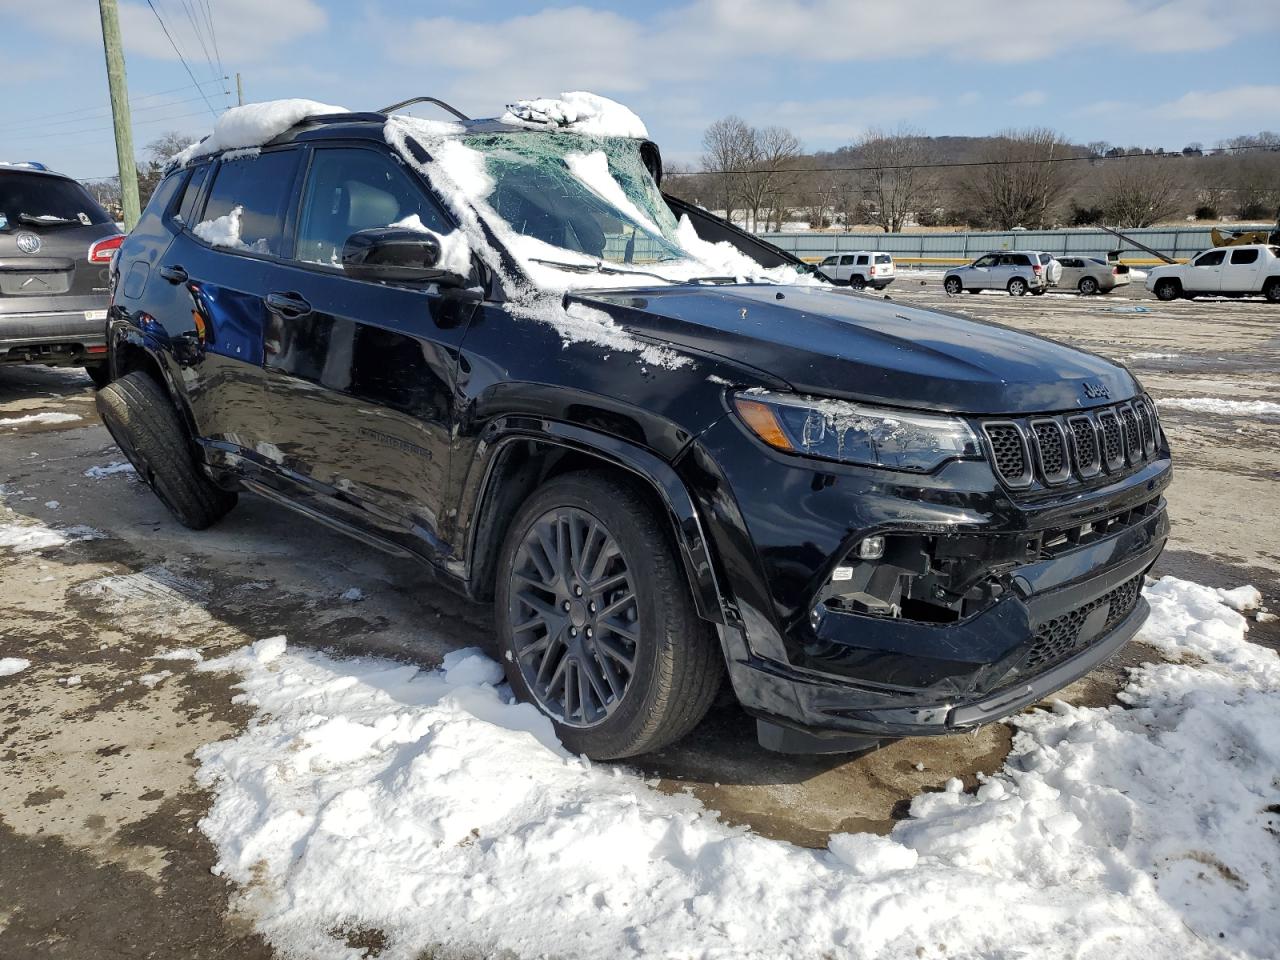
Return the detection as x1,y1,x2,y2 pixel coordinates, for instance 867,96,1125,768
982,397,1161,494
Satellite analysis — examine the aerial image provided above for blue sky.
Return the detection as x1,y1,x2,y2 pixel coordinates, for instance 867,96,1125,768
3,0,1279,180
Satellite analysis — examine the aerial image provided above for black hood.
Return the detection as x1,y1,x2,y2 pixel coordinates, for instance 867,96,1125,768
578,284,1138,416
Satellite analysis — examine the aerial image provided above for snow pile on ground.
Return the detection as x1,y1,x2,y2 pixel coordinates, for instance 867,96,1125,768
83,461,136,479
1158,397,1280,417
173,99,349,166
501,91,648,139
194,575,1279,960
0,657,31,677
387,214,473,276
0,520,102,553
1,411,82,427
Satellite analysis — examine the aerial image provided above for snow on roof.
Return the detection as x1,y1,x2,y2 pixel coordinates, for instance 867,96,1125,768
172,99,350,167
500,91,649,139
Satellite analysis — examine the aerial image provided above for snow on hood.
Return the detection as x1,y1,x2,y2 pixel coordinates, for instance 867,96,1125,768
501,91,648,139
192,575,1280,959
172,99,350,166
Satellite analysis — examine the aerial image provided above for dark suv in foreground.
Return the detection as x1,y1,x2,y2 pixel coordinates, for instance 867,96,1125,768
1,163,122,385
99,99,1171,759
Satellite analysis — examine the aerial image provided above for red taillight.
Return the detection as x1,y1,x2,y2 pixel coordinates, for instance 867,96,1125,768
1032,264,1043,274
869,266,877,276
88,234,124,263
1113,266,1120,275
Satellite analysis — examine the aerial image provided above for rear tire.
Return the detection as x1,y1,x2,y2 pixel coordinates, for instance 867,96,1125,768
95,371,236,530
495,472,724,759
1154,278,1181,302
1078,277,1099,296
943,276,962,294
1008,277,1028,296
85,363,111,389
1264,278,1280,303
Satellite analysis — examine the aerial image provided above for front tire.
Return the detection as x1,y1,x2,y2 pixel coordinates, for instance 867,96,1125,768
943,276,963,295
1008,277,1028,296
495,472,723,759
95,371,237,530
1154,278,1181,302
849,275,867,291
1079,277,1099,296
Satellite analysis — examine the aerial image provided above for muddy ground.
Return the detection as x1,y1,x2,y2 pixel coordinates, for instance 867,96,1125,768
2,282,1277,957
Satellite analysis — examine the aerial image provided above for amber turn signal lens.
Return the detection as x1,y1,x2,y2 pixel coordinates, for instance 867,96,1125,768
733,397,794,452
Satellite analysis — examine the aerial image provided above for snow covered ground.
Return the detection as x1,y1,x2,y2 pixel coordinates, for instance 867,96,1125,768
192,576,1278,960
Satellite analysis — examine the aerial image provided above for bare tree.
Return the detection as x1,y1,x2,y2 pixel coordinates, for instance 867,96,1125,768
1097,158,1184,227
852,126,937,232
136,130,197,205
738,125,802,232
959,127,1075,228
701,116,755,226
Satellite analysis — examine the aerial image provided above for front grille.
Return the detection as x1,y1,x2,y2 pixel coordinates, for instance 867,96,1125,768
1023,574,1144,671
982,398,1161,493
983,424,1028,482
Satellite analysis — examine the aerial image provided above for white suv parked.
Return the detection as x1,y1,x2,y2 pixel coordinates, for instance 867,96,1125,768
816,251,895,289
1145,244,1280,302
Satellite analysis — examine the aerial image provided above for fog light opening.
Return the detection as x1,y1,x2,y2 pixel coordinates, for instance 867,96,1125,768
857,535,886,560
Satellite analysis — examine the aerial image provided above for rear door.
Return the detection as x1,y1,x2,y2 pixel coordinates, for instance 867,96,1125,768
0,170,119,324
163,147,303,460
1184,249,1225,292
261,142,478,562
1220,247,1262,293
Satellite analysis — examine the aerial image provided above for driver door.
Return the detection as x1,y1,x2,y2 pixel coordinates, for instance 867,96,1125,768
261,143,477,563
969,253,999,289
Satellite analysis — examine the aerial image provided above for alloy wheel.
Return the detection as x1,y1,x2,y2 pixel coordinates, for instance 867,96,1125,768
507,506,640,728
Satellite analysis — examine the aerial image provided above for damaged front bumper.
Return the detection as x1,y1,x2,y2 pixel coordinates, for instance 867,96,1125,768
686,417,1172,753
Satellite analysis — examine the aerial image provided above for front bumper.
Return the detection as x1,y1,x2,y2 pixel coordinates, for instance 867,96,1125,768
0,309,109,365
684,413,1172,751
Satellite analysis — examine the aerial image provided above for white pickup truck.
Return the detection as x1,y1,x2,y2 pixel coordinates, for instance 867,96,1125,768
1145,244,1280,302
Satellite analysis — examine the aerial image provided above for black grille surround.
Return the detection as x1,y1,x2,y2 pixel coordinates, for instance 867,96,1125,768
980,397,1163,494
1021,574,1145,672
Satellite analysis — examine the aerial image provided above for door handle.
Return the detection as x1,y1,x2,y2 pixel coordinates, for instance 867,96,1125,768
159,264,188,284
265,292,313,318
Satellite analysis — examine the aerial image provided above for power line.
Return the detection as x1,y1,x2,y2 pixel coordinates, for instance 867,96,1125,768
3,109,212,146
0,78,227,128
670,142,1280,179
201,0,227,109
4,93,227,136
144,0,219,118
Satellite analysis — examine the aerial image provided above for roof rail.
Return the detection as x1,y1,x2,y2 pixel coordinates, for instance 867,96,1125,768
377,97,471,121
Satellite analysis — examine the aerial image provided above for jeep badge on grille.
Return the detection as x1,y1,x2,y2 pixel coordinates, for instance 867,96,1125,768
1082,381,1110,399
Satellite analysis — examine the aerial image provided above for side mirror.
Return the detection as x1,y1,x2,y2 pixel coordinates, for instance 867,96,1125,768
341,227,468,286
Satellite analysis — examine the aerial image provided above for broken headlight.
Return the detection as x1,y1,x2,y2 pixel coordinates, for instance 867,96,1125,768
733,390,981,473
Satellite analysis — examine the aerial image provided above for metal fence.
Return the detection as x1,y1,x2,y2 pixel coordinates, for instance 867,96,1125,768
757,225,1273,266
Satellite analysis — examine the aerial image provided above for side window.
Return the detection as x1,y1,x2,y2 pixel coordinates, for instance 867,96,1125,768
821,256,837,266
176,164,211,224
840,255,855,265
295,147,450,267
1194,250,1225,267
1010,254,1031,266
197,150,301,256
856,255,869,265
973,254,998,267
1230,248,1259,265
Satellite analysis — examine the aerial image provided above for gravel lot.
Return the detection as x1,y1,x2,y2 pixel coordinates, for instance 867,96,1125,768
1,279,1277,957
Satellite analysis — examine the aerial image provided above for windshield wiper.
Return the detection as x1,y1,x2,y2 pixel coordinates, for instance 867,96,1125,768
17,212,78,226
528,258,741,286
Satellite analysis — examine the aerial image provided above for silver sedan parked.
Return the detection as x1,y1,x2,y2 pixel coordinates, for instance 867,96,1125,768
1056,256,1131,295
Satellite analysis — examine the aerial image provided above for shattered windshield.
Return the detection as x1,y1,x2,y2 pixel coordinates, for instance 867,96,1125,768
461,132,687,266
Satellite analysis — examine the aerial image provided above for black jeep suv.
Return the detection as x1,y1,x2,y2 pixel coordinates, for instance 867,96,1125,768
98,100,1171,759
1,162,122,385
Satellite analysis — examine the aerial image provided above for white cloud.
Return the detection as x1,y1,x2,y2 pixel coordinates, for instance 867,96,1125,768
2,0,326,64
1153,85,1280,122
1011,90,1047,107
749,95,940,145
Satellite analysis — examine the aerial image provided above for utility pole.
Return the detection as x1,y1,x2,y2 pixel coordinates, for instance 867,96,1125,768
236,73,244,106
98,0,139,230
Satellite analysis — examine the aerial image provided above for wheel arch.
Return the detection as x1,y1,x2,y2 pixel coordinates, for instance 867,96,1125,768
106,318,203,447
465,418,725,626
